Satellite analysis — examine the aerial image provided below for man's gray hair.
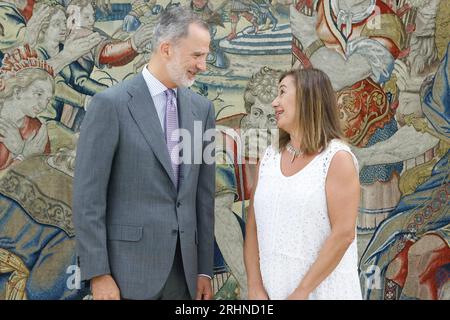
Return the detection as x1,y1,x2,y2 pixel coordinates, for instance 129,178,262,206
152,6,209,49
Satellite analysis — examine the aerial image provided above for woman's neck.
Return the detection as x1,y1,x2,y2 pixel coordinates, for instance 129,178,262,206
1,99,26,127
289,134,302,151
41,38,60,57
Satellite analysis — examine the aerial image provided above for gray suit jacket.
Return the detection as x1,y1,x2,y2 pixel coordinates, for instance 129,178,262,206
73,73,215,299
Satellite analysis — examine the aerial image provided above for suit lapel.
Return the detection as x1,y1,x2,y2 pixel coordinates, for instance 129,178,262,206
126,74,177,188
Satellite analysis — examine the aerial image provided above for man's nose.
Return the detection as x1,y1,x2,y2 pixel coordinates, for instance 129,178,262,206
260,117,269,129
197,58,207,72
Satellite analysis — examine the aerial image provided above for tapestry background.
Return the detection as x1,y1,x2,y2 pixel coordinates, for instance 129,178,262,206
0,0,448,300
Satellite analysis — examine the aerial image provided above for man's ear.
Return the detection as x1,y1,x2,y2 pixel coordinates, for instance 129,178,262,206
160,41,171,58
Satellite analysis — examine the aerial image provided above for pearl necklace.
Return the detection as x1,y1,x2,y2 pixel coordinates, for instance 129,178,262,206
286,142,303,163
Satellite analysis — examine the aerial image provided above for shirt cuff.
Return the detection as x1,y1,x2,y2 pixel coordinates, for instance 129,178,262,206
198,274,212,280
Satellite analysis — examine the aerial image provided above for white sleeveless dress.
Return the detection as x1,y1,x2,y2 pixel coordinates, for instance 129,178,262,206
253,139,363,300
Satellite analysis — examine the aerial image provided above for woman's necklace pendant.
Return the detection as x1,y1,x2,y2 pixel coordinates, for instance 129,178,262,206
287,142,303,163
291,152,296,163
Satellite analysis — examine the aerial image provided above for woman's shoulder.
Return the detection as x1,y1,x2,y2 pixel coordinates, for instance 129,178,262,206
326,138,351,150
324,139,359,174
322,139,355,158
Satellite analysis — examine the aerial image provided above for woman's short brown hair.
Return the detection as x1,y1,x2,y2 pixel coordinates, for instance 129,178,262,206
278,68,344,154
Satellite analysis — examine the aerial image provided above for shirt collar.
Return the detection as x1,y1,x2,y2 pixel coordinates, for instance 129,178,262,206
142,65,177,98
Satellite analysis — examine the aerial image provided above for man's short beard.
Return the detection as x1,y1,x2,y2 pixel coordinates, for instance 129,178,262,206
167,56,195,88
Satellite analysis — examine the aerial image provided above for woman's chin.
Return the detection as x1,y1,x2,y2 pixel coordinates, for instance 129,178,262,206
276,121,286,131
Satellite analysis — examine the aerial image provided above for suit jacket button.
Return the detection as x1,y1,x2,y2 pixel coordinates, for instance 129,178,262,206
177,201,181,208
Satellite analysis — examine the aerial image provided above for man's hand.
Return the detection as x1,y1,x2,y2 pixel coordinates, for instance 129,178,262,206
196,276,213,300
290,4,318,49
22,124,48,158
0,118,25,156
47,32,103,73
91,274,121,300
63,32,104,59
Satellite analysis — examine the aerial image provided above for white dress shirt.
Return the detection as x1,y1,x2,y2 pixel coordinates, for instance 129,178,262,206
142,65,177,133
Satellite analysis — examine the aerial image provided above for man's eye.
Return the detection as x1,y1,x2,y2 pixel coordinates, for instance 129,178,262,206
268,115,276,124
252,109,262,117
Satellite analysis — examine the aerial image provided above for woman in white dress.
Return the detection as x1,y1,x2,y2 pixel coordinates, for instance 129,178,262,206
244,68,362,300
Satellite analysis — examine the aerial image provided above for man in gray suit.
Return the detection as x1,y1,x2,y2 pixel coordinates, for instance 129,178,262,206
73,7,215,300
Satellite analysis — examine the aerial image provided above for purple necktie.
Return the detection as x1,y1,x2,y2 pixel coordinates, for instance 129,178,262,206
164,89,179,187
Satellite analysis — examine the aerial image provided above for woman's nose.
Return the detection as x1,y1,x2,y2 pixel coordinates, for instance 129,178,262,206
272,98,278,108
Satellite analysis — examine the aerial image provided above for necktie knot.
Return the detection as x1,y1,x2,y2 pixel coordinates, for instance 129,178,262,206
165,89,176,112
165,88,175,101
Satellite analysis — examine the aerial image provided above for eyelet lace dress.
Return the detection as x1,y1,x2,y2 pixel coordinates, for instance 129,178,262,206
253,139,363,300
